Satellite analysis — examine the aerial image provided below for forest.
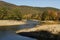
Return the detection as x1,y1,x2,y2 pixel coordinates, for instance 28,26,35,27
0,1,60,21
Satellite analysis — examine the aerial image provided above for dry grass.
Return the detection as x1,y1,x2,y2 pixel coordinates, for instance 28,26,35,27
40,21,60,25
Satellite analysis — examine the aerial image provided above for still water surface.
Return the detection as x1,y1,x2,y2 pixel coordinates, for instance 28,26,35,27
0,20,38,40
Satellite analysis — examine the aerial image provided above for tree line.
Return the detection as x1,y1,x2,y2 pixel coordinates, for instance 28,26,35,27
0,6,60,21
0,1,60,21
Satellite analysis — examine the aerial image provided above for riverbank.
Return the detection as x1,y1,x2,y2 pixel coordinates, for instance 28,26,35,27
0,20,60,34
16,24,60,34
0,20,37,40
40,21,60,25
0,20,25,26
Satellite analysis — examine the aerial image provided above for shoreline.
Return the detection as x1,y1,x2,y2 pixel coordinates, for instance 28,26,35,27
0,20,25,26
16,24,60,34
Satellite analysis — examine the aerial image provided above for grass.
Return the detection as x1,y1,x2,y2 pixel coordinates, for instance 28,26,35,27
39,21,60,25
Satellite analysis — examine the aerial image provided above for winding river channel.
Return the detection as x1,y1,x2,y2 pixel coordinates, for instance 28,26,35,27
0,20,39,40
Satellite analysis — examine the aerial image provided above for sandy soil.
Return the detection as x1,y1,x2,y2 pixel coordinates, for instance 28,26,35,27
16,24,60,34
0,20,25,26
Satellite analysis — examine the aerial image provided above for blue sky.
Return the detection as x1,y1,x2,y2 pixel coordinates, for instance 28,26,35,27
2,0,60,9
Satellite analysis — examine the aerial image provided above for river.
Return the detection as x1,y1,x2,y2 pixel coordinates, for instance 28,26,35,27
0,20,39,40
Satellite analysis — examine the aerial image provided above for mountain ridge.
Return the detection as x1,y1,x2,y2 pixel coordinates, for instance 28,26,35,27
0,1,60,20
0,1,60,9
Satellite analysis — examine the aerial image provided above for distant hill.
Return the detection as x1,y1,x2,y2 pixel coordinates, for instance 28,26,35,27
0,1,60,21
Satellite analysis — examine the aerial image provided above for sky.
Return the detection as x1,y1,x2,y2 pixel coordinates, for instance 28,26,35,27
2,0,60,9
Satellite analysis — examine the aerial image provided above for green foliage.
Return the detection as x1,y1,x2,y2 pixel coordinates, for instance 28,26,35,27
41,11,49,20
0,1,60,21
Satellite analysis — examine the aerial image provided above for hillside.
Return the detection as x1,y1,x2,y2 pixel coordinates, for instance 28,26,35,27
0,1,60,21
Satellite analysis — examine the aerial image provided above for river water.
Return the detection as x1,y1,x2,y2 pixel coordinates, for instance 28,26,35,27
16,20,39,30
0,20,39,40
0,30,37,40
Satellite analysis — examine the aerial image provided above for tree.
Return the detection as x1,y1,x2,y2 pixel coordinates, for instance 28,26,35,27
41,10,57,21
48,10,57,20
0,6,8,19
41,11,49,21
13,8,22,20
